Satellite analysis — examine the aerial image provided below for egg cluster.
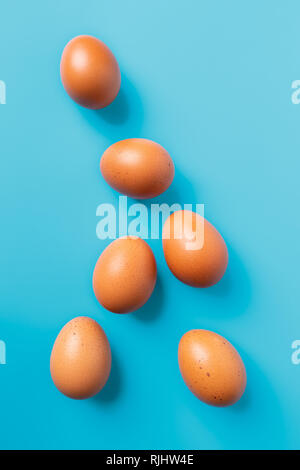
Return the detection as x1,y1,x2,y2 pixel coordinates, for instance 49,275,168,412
50,35,247,407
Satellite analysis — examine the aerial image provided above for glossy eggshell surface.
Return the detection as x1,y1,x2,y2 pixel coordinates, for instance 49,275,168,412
162,210,228,287
60,35,121,109
178,329,247,407
100,138,175,199
50,317,111,399
93,236,157,313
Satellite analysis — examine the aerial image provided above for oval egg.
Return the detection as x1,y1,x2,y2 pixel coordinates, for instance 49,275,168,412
93,236,157,313
50,316,111,399
178,329,247,407
100,138,175,199
60,35,121,109
162,210,228,287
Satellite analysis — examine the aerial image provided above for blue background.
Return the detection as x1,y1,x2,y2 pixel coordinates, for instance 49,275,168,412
0,0,300,450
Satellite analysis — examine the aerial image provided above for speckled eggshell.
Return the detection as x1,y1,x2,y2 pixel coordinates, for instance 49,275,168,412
93,236,157,313
178,329,247,407
100,138,175,199
50,316,111,399
162,210,228,287
60,35,121,109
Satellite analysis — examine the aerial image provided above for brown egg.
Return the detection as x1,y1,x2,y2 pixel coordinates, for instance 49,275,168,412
100,138,175,199
50,316,111,399
178,329,247,407
162,210,228,287
93,236,157,313
60,35,121,109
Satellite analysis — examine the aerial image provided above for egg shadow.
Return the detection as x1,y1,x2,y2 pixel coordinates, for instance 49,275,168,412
78,74,144,139
93,348,121,404
199,244,252,319
199,348,287,449
139,165,200,242
145,164,199,209
229,378,252,413
133,275,164,323
96,87,129,125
